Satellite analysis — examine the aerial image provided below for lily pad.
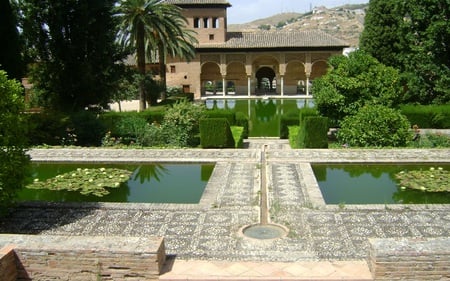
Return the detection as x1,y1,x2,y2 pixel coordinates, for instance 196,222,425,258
395,167,449,192
27,168,133,197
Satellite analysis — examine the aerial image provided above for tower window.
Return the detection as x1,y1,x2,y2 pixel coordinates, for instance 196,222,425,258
209,34,215,40
203,18,209,28
170,65,176,73
194,18,200,28
212,18,219,28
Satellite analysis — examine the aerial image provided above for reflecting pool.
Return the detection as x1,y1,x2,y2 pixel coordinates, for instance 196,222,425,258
312,164,450,204
19,163,215,203
205,98,314,137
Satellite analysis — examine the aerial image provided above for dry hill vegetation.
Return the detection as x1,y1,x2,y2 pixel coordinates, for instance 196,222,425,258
228,4,367,47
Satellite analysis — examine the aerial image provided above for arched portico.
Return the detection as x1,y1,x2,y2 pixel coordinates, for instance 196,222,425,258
255,67,276,94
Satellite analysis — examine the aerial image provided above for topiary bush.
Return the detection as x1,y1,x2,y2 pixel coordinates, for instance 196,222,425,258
200,118,235,148
280,110,300,139
297,117,328,148
235,111,249,139
338,105,411,147
0,71,30,214
70,110,107,146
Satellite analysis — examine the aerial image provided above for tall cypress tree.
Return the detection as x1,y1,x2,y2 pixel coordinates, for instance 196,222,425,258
0,0,24,81
20,0,126,111
360,0,450,104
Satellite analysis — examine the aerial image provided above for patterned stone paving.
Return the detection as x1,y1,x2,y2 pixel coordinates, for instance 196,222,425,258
0,145,449,262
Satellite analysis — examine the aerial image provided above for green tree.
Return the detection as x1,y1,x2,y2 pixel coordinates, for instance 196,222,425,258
20,0,126,112
338,105,411,147
116,0,197,109
0,0,24,81
360,0,450,104
312,50,404,123
0,70,30,214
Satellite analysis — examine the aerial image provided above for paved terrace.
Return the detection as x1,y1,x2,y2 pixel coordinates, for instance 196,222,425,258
1,141,449,279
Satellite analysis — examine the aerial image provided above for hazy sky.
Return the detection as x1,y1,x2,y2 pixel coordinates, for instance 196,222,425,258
227,0,369,24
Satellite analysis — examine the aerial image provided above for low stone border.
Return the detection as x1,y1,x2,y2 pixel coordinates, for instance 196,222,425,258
0,234,165,281
369,237,450,280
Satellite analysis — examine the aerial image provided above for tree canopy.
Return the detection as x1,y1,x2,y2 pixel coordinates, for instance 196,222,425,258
19,0,126,112
116,0,197,109
360,0,450,104
312,50,404,122
0,70,30,214
0,0,24,80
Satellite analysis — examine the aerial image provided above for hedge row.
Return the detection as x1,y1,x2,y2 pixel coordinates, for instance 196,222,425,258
296,116,328,148
401,105,450,129
199,118,235,148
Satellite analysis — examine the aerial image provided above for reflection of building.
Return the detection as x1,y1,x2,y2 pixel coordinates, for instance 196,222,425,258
164,0,349,99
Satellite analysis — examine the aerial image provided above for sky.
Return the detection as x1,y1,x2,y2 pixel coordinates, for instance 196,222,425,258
227,0,369,24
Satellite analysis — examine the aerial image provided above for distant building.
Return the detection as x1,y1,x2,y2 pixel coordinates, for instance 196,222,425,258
163,0,349,98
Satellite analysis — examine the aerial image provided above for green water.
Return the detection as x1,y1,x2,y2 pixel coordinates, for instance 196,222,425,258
312,164,450,204
19,163,215,203
205,98,314,137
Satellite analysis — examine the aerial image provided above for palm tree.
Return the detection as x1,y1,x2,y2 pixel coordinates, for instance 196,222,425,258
116,0,197,110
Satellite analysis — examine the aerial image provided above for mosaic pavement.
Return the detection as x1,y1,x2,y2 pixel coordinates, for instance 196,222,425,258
1,142,449,262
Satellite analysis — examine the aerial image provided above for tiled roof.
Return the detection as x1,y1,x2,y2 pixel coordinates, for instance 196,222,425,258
198,31,349,49
164,0,231,5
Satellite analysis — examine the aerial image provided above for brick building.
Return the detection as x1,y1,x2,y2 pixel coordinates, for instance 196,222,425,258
164,0,349,99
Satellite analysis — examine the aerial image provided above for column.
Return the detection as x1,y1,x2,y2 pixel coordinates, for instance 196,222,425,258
280,76,284,96
222,76,226,97
306,74,310,96
247,76,251,96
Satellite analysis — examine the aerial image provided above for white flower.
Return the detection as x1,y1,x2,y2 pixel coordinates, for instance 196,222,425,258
430,167,435,171
100,168,106,172
34,178,39,182
89,179,94,182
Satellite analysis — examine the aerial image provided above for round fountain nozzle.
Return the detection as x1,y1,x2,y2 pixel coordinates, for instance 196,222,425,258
241,223,288,240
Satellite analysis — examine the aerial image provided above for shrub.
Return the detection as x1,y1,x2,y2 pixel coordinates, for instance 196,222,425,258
70,111,106,146
297,117,328,148
235,112,249,139
162,100,206,147
338,105,411,147
299,107,319,125
200,118,235,148
231,126,245,148
400,105,450,129
204,109,236,125
280,110,300,139
0,71,30,214
27,111,71,145
115,115,151,146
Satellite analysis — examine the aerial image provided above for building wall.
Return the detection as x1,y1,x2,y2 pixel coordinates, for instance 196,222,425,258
182,7,227,43
167,51,340,98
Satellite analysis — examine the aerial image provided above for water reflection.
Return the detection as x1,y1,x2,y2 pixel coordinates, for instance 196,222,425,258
312,164,450,204
19,163,214,203
205,98,314,137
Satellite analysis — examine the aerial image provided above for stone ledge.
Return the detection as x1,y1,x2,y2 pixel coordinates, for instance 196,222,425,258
0,234,166,281
369,237,450,280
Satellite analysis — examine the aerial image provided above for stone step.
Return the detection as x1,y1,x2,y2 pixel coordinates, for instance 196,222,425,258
159,260,373,281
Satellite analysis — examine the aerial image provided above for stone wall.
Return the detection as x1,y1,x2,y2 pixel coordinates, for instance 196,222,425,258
0,245,17,281
369,237,450,281
0,234,165,281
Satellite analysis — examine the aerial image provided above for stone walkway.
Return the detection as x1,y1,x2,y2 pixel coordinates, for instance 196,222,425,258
1,142,449,278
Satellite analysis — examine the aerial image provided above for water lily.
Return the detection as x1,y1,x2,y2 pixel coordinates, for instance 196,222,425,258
34,178,39,182
100,168,106,172
89,179,94,182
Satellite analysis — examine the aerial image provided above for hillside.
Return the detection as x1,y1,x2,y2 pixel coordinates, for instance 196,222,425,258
228,4,367,47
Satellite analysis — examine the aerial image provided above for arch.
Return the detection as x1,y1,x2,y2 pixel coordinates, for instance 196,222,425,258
201,62,221,95
255,67,276,93
285,61,307,95
226,62,246,94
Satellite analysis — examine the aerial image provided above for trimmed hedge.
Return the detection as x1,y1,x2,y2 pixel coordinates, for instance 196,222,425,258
280,110,300,139
204,109,236,125
400,105,450,129
299,107,319,125
297,116,328,148
200,118,235,148
235,111,249,139
99,111,165,135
